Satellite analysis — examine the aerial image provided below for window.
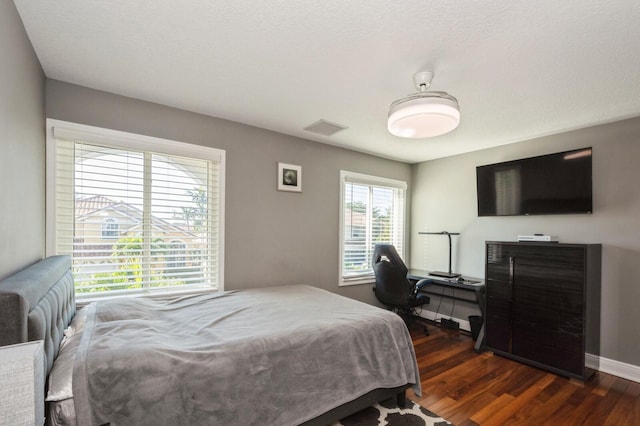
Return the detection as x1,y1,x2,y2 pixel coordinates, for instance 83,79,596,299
46,120,225,299
339,171,406,286
102,218,119,239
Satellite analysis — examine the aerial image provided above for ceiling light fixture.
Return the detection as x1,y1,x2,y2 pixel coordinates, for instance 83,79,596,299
387,71,460,138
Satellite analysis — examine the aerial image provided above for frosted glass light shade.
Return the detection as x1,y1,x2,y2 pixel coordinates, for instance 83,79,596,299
388,94,460,138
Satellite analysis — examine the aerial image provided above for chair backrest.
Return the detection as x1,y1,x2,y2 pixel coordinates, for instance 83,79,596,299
372,244,413,307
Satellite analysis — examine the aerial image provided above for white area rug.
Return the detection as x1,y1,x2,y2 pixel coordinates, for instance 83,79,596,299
335,399,452,426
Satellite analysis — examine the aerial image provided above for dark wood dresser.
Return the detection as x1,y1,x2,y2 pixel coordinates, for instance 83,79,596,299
484,241,602,380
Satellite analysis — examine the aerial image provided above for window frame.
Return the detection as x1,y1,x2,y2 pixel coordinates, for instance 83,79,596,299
338,170,408,286
45,119,226,299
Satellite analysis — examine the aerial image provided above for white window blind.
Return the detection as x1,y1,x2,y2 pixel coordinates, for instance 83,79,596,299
339,171,406,285
46,120,225,299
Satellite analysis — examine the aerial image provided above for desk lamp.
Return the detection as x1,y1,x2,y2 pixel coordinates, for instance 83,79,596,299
419,231,461,278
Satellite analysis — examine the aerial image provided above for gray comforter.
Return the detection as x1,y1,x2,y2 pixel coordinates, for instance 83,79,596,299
72,285,421,425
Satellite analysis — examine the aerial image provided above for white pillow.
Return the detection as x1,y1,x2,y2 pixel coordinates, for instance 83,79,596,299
46,304,93,402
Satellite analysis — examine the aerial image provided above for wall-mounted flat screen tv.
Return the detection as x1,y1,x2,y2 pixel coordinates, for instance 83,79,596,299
476,148,593,216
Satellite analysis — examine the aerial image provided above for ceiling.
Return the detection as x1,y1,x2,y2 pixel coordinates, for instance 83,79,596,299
14,0,640,163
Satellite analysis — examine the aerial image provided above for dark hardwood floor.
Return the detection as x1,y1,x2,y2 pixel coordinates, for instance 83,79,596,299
407,323,640,425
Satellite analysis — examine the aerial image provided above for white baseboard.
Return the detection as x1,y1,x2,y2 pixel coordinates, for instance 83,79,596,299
587,353,640,383
418,310,640,384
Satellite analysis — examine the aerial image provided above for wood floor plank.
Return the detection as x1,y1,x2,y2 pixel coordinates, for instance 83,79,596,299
605,388,638,425
582,378,630,425
468,394,515,424
592,372,618,396
446,392,496,426
410,323,640,425
478,373,557,426
517,376,581,424
425,395,459,419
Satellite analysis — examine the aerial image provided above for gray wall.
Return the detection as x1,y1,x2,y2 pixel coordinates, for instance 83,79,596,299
0,1,45,279
410,116,640,367
45,80,412,305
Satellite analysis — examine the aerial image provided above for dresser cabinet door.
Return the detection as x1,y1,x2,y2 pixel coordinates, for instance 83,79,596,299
485,243,514,353
509,246,585,376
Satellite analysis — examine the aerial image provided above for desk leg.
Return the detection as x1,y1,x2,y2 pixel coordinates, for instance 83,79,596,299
473,287,486,353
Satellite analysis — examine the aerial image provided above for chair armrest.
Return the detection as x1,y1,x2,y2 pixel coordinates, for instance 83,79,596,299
412,278,434,298
415,279,434,290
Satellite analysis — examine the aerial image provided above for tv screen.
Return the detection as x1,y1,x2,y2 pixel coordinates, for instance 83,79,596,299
476,148,593,216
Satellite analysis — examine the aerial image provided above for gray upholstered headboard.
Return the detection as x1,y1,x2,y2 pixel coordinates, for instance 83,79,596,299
0,255,75,375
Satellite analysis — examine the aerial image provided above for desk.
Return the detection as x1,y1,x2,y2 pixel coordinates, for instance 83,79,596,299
407,269,486,352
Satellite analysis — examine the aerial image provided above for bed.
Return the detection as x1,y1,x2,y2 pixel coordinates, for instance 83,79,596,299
0,255,422,425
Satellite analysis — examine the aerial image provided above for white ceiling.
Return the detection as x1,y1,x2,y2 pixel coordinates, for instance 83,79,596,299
14,0,640,163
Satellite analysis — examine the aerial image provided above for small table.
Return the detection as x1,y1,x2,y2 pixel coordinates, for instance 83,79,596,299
407,269,486,352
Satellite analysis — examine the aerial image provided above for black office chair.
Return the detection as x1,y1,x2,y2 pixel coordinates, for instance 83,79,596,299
372,243,433,334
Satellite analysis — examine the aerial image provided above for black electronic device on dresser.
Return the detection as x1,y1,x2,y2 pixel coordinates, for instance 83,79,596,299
484,241,602,381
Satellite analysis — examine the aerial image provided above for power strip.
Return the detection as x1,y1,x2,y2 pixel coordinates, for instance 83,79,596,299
441,318,460,330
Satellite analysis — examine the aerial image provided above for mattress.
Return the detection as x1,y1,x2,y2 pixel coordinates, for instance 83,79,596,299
46,285,421,425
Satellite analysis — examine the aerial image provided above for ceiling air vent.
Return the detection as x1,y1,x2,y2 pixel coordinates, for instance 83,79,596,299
303,119,348,137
